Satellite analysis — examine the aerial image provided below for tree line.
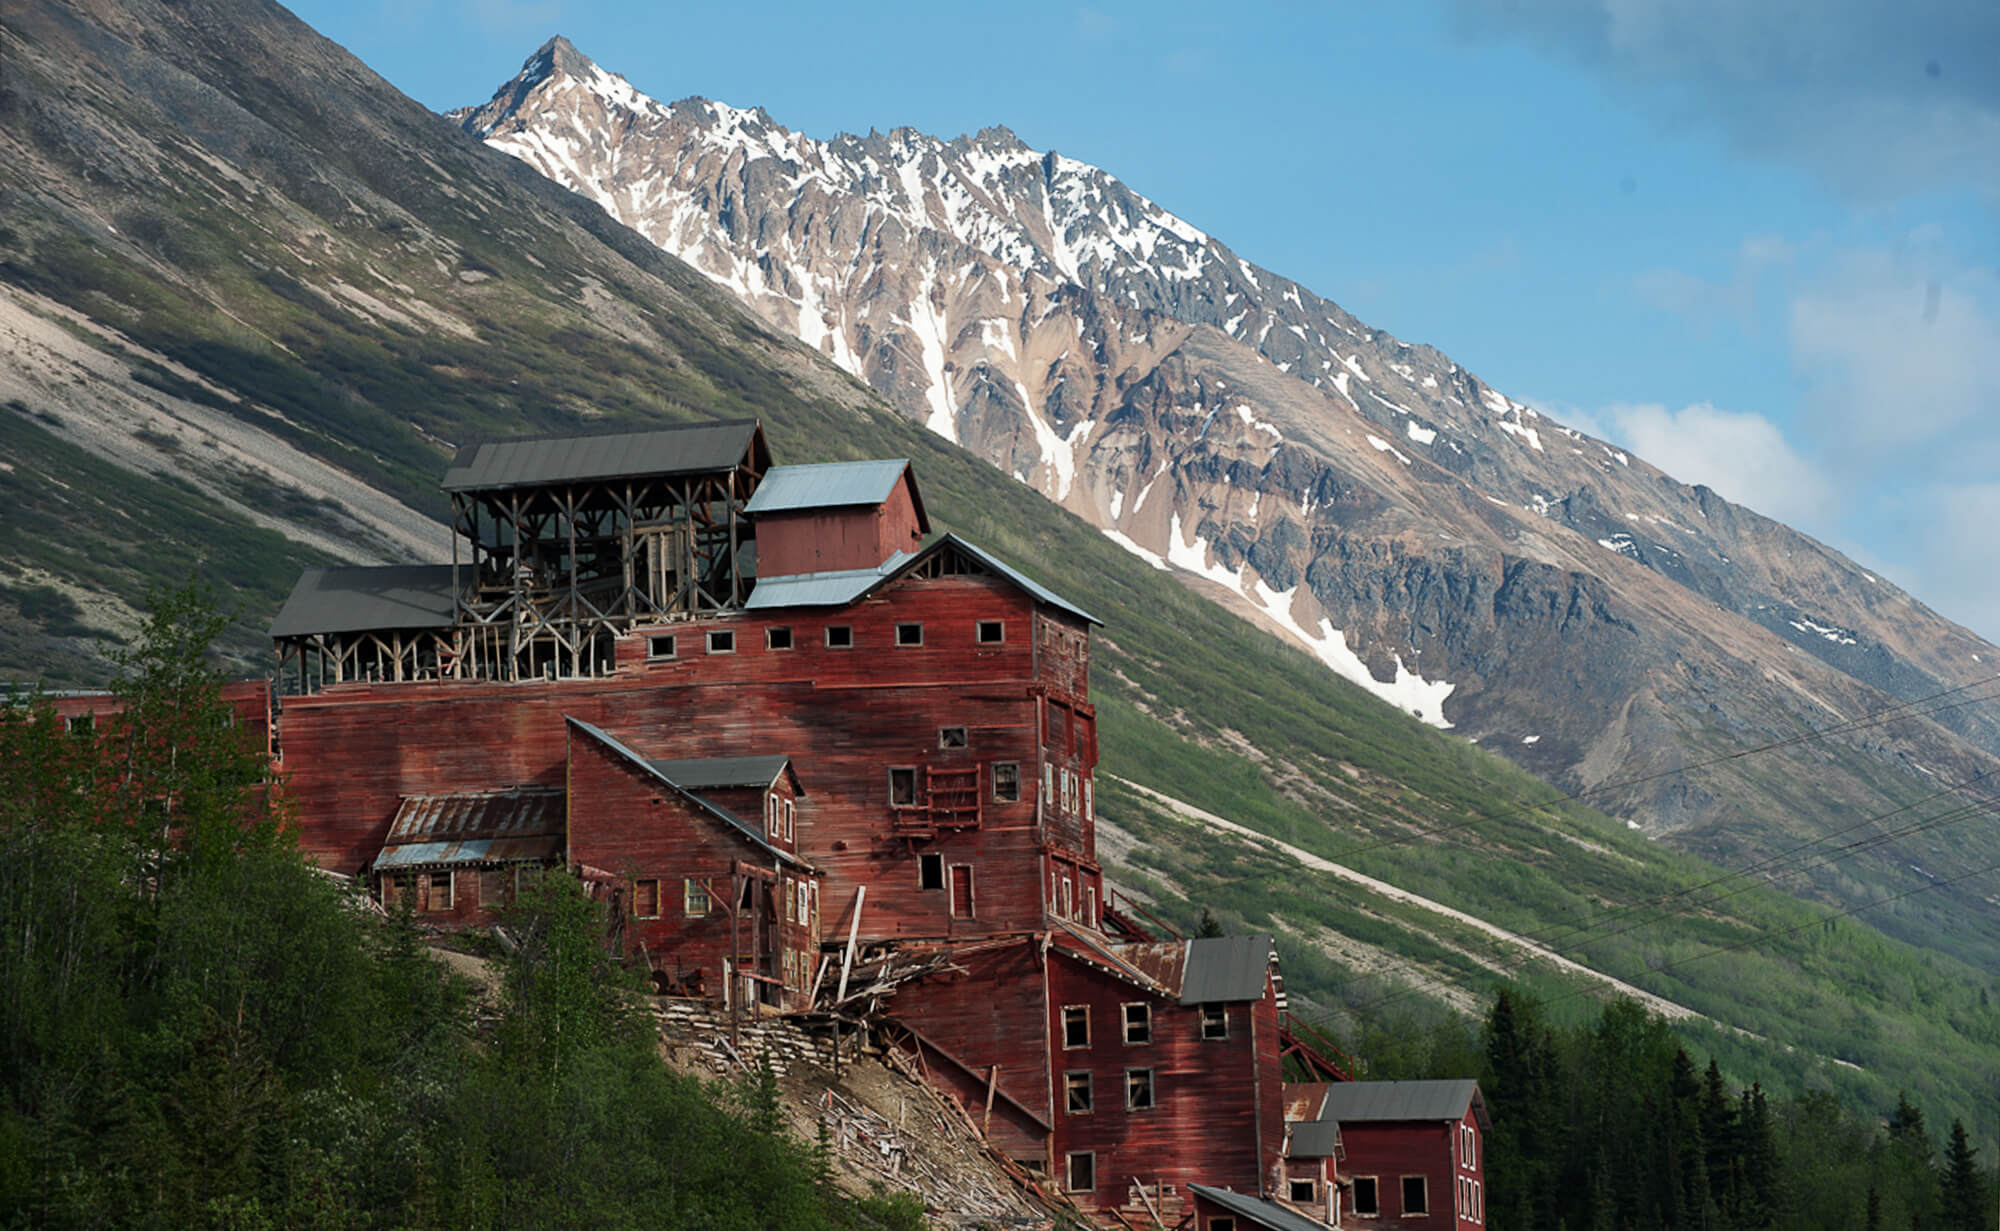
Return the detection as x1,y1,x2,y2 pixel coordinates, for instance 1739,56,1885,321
0,588,924,1229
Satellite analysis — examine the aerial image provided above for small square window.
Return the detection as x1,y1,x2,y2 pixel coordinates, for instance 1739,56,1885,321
895,622,923,647
977,620,1004,643
889,767,918,807
1125,1067,1154,1110
1062,1005,1089,1048
1353,1177,1379,1217
1401,1176,1428,1216
1065,1152,1095,1194
919,853,944,890
766,626,793,650
1211,1220,1237,1231
938,726,968,749
648,634,677,659
707,629,735,654
993,762,1019,802
1290,1178,1317,1203
1123,1003,1151,1045
633,878,661,919
1065,1070,1093,1114
825,625,853,648
1201,1003,1229,1040
66,713,94,737
684,878,711,916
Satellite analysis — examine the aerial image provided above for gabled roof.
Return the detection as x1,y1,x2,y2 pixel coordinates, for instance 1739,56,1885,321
1320,1079,1489,1131
269,564,458,638
648,754,801,796
565,718,811,870
374,786,565,870
1188,1185,1333,1231
1286,1118,1343,1159
442,420,767,493
745,459,929,531
743,533,1099,626
1179,934,1276,1005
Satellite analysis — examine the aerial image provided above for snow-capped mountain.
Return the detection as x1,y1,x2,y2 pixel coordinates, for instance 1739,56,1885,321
455,38,2000,860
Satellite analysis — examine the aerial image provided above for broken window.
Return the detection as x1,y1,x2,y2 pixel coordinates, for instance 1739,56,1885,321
1290,1178,1317,1203
977,620,1004,643
783,799,795,842
1125,1067,1155,1110
1083,777,1093,823
1064,1071,1094,1114
825,625,853,648
684,878,711,916
634,878,661,919
1122,1003,1151,1045
888,767,918,807
1065,1152,1095,1194
648,633,676,659
766,625,793,650
992,762,1019,801
938,726,968,749
1085,885,1096,926
706,629,735,654
895,622,923,647
66,713,94,737
1060,875,1073,920
1352,1177,1379,1217
420,871,452,912
1201,1003,1229,1040
1042,761,1054,805
1062,1005,1089,1048
383,872,414,908
1210,1219,1237,1231
1401,1176,1427,1216
919,853,945,890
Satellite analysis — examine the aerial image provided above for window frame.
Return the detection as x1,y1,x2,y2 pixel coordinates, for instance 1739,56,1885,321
938,726,968,749
634,877,661,919
1061,1004,1090,1049
1289,1177,1318,1203
765,625,794,650
1064,1152,1095,1195
1064,1069,1094,1114
976,619,1005,644
895,622,924,647
1124,1066,1155,1111
1122,1002,1152,1045
992,761,1020,802
918,853,945,891
684,877,712,917
1201,1003,1230,1040
888,766,918,808
421,870,453,912
824,625,853,649
647,633,677,660
1352,1176,1380,1217
1400,1175,1428,1217
783,798,795,842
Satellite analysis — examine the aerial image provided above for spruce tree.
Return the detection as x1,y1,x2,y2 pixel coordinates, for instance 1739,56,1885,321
1940,1119,1987,1231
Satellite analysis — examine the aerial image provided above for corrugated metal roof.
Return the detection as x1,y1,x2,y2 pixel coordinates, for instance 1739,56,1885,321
648,755,794,793
1320,1079,1483,1126
1286,1118,1343,1159
1284,1082,1333,1124
1051,922,1171,994
743,558,905,611
269,564,458,638
744,459,919,519
1188,1185,1332,1231
441,420,763,493
1178,934,1275,1005
565,717,811,870
1113,940,1190,994
373,787,565,870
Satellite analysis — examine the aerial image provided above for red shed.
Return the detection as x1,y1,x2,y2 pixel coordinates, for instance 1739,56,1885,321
1317,1080,1490,1230
746,459,929,578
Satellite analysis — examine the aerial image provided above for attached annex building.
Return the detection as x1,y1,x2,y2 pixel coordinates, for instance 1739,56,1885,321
222,421,1484,1224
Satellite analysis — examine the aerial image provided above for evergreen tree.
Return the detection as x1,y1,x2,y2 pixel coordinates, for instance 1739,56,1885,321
1940,1119,1987,1231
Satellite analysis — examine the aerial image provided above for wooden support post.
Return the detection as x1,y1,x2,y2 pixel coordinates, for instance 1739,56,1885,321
982,1064,1000,1137
834,885,866,1006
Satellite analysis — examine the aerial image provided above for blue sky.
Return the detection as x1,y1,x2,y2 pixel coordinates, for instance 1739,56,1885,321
291,0,2000,642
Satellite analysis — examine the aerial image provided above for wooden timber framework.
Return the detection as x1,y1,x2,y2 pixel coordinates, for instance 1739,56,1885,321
450,460,763,683
276,626,461,693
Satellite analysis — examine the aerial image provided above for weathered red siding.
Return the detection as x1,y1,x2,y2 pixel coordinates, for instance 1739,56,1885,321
753,474,925,577
1338,1113,1484,1231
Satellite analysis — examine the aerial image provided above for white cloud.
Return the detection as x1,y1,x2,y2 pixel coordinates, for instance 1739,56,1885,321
1598,402,1835,526
1904,483,2000,642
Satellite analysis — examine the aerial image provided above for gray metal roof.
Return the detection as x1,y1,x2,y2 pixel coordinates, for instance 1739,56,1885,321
743,555,909,611
744,459,926,528
565,717,810,870
1188,1185,1332,1231
648,755,796,794
1287,1118,1343,1159
1179,934,1275,1005
1320,1079,1485,1128
269,564,458,638
441,420,764,493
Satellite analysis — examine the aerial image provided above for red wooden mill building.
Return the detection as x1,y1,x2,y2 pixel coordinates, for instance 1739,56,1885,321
198,420,1484,1224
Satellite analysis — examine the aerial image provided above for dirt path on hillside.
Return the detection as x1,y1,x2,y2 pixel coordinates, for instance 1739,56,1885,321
1110,775,1712,1024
